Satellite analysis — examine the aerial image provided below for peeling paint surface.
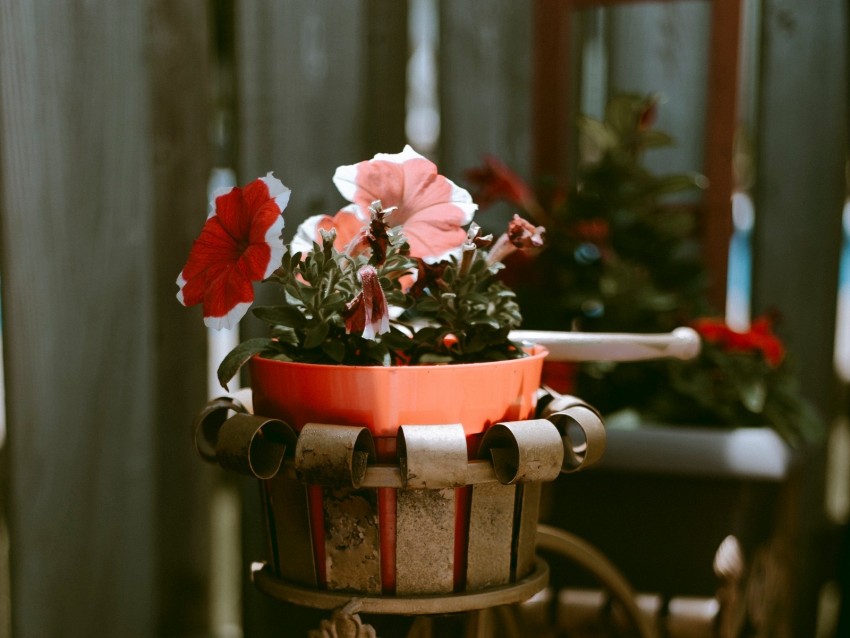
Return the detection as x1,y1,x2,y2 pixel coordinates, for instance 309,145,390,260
323,486,382,593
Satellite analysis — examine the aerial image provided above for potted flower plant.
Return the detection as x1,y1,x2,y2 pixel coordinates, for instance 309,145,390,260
177,146,549,455
464,93,822,449
464,94,825,629
177,146,566,602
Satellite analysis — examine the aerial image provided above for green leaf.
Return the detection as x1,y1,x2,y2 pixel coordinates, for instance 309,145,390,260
323,292,346,307
414,297,441,313
270,325,300,346
361,338,390,364
648,173,706,197
739,379,768,414
321,337,346,363
577,115,618,157
253,305,307,328
379,330,414,350
418,353,454,364
217,337,273,389
637,130,674,148
303,321,330,349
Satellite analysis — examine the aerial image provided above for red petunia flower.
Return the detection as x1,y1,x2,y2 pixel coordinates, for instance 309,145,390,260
177,173,290,330
332,145,477,262
342,266,390,340
692,315,785,367
464,154,537,211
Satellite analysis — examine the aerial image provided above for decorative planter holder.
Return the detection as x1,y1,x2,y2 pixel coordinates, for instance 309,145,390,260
193,392,606,614
192,328,698,617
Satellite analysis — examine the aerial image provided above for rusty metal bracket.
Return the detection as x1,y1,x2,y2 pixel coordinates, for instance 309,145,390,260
478,420,564,484
397,424,468,488
540,394,606,473
295,423,376,489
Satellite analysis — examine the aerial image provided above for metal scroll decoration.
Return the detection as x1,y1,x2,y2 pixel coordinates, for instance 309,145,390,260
538,392,607,473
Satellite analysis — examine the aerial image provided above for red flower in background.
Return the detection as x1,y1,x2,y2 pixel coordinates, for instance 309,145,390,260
176,174,290,330
693,315,785,367
464,154,537,211
637,97,659,131
571,218,610,244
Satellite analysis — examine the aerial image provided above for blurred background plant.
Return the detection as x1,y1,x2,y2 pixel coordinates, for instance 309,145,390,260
466,93,824,447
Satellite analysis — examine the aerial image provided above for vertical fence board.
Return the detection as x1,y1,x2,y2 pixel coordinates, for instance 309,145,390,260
606,2,710,178
234,2,407,632
149,1,215,635
0,1,210,636
753,0,845,420
753,1,846,634
439,0,534,226
365,0,410,157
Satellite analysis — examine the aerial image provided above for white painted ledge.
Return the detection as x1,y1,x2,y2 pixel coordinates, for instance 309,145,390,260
596,424,793,481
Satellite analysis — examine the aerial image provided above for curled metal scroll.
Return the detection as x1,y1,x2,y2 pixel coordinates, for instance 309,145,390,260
216,414,298,479
397,424,468,489
193,396,250,463
477,419,564,484
540,393,607,473
294,423,376,489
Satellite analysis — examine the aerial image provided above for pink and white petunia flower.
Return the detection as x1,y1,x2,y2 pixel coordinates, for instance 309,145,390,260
177,173,290,330
332,145,477,262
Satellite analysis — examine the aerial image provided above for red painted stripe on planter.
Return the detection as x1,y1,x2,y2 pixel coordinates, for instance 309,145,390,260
378,487,397,594
453,485,472,591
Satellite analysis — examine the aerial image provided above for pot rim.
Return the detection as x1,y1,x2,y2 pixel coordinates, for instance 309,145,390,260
250,344,549,373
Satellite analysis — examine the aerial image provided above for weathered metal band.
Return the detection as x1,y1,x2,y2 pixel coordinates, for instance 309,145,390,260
215,413,298,479
294,423,376,489
194,400,603,484
544,399,607,473
466,482,516,590
251,558,550,615
397,424,468,488
193,396,249,463
277,458,497,488
478,419,565,484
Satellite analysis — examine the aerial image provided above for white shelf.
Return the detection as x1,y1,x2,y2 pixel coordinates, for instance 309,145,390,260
597,425,793,481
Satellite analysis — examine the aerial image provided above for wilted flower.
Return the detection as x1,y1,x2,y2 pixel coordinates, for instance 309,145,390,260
343,265,390,340
487,215,546,265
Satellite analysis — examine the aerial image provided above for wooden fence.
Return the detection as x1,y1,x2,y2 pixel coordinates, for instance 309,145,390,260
0,1,846,636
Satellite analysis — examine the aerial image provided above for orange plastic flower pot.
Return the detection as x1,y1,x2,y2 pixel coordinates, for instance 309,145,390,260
249,346,548,452
248,347,548,594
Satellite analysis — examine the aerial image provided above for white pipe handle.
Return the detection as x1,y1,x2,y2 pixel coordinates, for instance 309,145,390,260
510,327,702,363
